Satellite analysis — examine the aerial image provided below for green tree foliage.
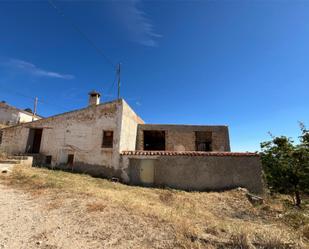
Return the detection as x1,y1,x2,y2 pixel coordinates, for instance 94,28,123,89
260,123,309,206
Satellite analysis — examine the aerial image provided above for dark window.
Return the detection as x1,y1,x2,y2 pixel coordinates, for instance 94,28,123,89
102,131,113,148
195,131,212,151
45,156,52,165
143,130,165,151
67,154,74,165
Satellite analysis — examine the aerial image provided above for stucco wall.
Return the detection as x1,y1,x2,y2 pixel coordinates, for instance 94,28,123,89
19,112,39,123
0,107,19,125
0,103,39,125
118,100,144,181
125,155,263,194
119,100,144,152
136,124,230,152
0,100,123,173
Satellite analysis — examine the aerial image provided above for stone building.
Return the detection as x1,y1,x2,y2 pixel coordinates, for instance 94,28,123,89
0,101,41,127
0,92,263,193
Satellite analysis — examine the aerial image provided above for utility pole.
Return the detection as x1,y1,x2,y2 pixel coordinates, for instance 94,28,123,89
117,63,121,99
33,97,38,121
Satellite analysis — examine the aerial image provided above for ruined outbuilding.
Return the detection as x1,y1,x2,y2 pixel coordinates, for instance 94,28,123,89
0,92,263,193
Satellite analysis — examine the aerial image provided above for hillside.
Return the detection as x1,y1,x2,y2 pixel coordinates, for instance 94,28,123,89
0,166,308,249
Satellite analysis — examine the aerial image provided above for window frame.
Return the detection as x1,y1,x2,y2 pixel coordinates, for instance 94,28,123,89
143,130,166,151
102,130,114,148
67,154,74,165
195,131,212,152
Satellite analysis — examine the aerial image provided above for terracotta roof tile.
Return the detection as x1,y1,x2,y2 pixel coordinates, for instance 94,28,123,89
121,151,259,157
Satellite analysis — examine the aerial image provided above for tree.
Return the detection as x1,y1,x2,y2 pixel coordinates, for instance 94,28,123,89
260,123,309,206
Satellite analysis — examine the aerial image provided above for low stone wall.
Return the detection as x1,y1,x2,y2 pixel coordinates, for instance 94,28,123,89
49,162,122,179
123,153,263,194
6,155,33,167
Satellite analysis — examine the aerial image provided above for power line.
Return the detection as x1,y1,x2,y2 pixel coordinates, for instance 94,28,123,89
0,84,71,113
47,0,122,98
47,0,116,68
106,70,118,97
117,63,121,99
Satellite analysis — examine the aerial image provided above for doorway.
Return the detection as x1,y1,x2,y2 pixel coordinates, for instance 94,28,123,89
129,159,155,186
140,160,155,185
26,128,43,154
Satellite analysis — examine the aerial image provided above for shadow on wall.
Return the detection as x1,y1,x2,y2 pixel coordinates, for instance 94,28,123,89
35,161,123,181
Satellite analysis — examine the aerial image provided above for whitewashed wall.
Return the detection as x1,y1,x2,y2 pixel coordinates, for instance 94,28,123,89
1,100,123,170
0,103,39,125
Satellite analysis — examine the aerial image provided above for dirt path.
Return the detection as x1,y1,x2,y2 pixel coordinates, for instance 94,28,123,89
0,183,175,249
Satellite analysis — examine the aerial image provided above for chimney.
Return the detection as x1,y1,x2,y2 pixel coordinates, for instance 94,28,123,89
88,91,101,106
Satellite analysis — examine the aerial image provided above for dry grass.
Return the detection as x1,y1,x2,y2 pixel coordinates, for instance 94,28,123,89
0,150,7,160
86,202,107,212
45,200,63,210
302,225,309,240
230,231,253,249
1,166,308,249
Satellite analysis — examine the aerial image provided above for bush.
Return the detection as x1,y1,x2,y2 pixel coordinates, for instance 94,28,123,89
260,123,309,206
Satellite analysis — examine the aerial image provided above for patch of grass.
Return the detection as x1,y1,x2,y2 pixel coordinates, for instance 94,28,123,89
302,224,309,240
1,165,308,249
230,231,253,249
283,211,309,229
86,202,106,212
255,231,294,249
45,199,63,210
159,190,174,205
0,150,7,160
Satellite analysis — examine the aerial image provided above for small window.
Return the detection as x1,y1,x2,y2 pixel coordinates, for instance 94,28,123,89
45,155,52,165
102,131,113,148
67,154,74,165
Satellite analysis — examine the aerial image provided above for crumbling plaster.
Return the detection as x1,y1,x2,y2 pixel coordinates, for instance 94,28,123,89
1,100,122,169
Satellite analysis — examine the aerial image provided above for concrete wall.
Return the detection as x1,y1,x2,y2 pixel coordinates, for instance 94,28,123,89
118,100,144,181
125,155,263,194
136,124,230,152
0,102,40,126
119,100,144,152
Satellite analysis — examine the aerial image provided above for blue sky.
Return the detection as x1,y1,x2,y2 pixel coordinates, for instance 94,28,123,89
0,0,308,152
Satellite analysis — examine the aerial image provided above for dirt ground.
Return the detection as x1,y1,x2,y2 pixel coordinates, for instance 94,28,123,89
0,184,175,249
0,166,308,249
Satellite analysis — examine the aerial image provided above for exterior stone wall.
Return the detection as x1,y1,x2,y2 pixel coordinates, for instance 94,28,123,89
0,99,145,180
123,154,263,194
136,124,230,152
0,100,124,173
